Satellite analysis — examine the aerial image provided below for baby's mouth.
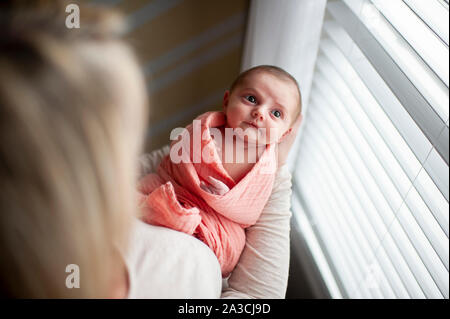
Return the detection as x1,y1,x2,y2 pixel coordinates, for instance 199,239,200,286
245,121,259,129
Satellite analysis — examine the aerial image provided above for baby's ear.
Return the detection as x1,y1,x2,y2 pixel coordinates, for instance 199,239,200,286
222,90,230,111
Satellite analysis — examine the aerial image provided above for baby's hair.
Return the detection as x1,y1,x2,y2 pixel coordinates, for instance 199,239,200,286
229,65,302,122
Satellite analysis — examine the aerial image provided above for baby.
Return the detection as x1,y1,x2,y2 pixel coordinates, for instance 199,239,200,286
138,65,301,277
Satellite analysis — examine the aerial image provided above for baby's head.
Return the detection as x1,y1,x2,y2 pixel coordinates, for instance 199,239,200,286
222,65,302,145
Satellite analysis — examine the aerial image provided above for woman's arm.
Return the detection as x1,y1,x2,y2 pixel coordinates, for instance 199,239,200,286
139,146,294,299
221,165,292,298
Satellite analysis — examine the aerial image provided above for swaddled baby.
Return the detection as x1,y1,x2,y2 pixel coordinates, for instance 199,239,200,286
138,65,301,276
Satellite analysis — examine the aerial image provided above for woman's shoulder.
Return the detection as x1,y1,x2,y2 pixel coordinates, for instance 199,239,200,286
124,219,222,299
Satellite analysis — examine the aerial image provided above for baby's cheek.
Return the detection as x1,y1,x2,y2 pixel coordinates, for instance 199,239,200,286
225,112,238,127
265,127,281,143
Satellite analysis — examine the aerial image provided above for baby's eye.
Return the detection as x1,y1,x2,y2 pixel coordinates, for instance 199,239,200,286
245,95,257,104
272,110,282,118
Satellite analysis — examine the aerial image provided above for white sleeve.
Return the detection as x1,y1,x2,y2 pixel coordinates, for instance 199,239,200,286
221,165,292,299
138,145,170,177
125,220,222,299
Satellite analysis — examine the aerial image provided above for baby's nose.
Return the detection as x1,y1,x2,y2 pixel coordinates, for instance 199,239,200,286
252,109,264,120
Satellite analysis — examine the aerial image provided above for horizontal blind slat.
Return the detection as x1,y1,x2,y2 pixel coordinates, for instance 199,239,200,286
312,80,448,297
369,0,449,86
334,2,450,126
294,0,449,299
315,54,449,268
396,197,449,297
318,37,449,236
328,1,449,165
368,240,425,298
295,152,365,297
302,123,391,298
402,0,449,46
339,1,450,125
319,34,424,182
303,106,422,298
323,18,449,201
322,19,431,164
424,148,450,203
316,55,411,199
306,104,388,239
299,136,381,298
405,187,450,271
301,116,406,298
413,168,450,238
385,219,444,298
310,88,397,227
375,226,434,298
312,75,405,213
309,93,441,297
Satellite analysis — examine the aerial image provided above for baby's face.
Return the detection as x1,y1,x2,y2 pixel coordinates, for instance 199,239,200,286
223,71,299,145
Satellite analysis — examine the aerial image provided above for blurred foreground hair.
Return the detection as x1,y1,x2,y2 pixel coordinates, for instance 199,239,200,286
0,0,148,297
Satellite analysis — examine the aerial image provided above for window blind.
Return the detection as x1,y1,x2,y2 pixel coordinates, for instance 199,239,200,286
293,0,449,298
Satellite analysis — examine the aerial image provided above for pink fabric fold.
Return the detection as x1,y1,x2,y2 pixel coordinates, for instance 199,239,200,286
139,111,276,276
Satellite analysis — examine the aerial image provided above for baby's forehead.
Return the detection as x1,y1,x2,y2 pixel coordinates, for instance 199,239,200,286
241,71,298,99
240,70,295,91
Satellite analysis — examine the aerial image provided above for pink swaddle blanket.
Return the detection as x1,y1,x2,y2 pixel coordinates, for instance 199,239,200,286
138,111,276,276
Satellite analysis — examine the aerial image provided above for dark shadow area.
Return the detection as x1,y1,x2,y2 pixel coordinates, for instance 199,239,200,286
286,218,331,299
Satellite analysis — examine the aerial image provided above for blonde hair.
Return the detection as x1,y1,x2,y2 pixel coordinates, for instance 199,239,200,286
0,1,148,297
